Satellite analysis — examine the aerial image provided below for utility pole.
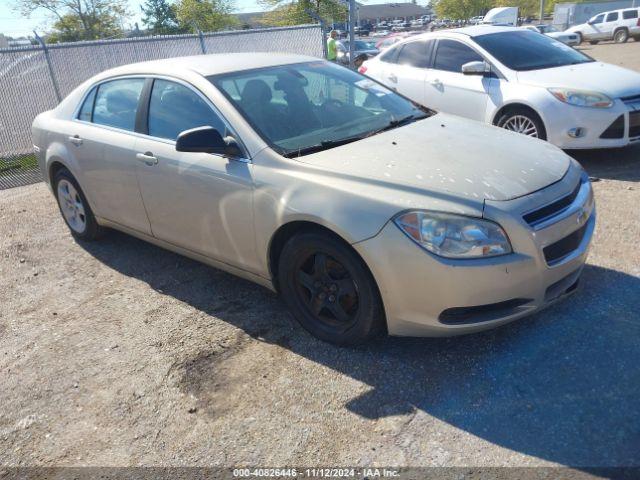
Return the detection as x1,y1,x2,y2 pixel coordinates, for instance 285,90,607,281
348,0,356,68
539,0,545,23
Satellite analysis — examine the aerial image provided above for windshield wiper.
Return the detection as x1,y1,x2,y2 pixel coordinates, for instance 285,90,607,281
284,135,367,158
284,113,428,158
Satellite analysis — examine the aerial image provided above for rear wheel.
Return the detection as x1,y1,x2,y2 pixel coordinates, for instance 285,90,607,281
278,232,385,345
614,29,629,43
496,107,547,141
53,168,103,241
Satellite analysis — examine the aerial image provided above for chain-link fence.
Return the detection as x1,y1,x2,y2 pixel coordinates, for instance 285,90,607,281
0,24,324,190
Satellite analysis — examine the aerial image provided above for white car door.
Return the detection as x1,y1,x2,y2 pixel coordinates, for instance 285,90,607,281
601,11,620,38
424,38,492,121
381,39,434,104
583,13,606,40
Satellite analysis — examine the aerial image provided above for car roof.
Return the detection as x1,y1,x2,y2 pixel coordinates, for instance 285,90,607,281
399,25,522,42
98,52,319,79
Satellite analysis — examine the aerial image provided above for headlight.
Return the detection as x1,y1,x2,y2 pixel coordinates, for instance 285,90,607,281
548,88,613,108
394,211,512,259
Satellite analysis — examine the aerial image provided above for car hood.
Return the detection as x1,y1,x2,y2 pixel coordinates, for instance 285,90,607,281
517,61,640,98
297,114,570,202
547,32,573,38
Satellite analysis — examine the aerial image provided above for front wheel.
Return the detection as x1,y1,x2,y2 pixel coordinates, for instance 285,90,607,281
53,168,103,241
496,108,547,141
589,40,599,45
278,232,385,345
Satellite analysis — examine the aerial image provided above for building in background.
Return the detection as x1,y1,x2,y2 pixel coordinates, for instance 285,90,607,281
235,2,433,29
554,0,640,28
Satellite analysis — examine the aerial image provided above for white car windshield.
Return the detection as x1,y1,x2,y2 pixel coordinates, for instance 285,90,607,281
474,30,593,71
209,61,430,157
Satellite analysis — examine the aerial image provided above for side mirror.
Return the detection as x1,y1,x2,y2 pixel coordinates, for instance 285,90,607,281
462,60,491,76
176,126,243,158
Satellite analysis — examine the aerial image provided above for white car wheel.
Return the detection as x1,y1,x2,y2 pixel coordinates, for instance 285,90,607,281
502,115,540,137
614,29,629,43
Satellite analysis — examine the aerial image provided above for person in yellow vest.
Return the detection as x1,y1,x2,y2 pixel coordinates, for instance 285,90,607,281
327,30,339,62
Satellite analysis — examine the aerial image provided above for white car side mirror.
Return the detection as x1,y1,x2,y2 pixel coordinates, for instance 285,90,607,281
462,61,491,75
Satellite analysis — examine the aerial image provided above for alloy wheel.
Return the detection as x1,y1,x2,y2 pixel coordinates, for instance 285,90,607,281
294,251,359,327
57,179,87,234
502,115,539,137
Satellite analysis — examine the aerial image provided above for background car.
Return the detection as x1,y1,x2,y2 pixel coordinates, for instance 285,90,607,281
336,40,379,67
354,26,370,36
566,7,640,44
32,53,595,345
360,26,640,149
522,24,580,46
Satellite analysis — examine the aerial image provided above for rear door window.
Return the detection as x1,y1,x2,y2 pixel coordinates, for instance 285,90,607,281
77,87,97,122
605,12,619,22
92,78,145,132
433,39,483,73
147,79,226,141
396,40,433,68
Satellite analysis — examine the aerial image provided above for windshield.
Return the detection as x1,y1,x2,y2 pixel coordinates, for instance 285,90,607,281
473,30,593,71
209,61,430,157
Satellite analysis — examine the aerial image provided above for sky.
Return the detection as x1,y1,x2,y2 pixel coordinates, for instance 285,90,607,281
0,0,270,38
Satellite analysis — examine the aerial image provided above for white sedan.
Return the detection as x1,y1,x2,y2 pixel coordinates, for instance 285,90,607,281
360,26,640,149
522,24,581,46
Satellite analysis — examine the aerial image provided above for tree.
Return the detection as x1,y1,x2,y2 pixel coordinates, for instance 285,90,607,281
434,0,494,20
141,0,182,34
258,0,347,27
175,0,237,32
15,0,129,41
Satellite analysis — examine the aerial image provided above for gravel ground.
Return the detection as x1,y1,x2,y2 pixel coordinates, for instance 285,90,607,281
1,43,639,470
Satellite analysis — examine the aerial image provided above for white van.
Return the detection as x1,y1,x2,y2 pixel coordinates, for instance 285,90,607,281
566,7,640,43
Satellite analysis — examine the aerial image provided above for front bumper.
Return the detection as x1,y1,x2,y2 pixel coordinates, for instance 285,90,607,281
543,97,640,149
354,165,596,337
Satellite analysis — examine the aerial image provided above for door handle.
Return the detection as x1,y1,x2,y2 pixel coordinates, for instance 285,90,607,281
68,135,83,146
136,152,158,166
388,73,398,83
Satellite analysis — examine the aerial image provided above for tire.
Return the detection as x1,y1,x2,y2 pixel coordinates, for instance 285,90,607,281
613,29,629,43
496,107,547,141
277,231,385,345
589,40,599,45
53,167,103,241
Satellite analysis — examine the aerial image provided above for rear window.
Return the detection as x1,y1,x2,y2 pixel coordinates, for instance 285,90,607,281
622,9,638,19
605,12,619,21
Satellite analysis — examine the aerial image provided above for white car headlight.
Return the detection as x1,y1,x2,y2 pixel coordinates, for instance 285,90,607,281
394,211,512,259
548,88,613,108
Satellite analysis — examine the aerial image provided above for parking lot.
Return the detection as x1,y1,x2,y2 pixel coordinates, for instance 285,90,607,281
1,41,639,469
